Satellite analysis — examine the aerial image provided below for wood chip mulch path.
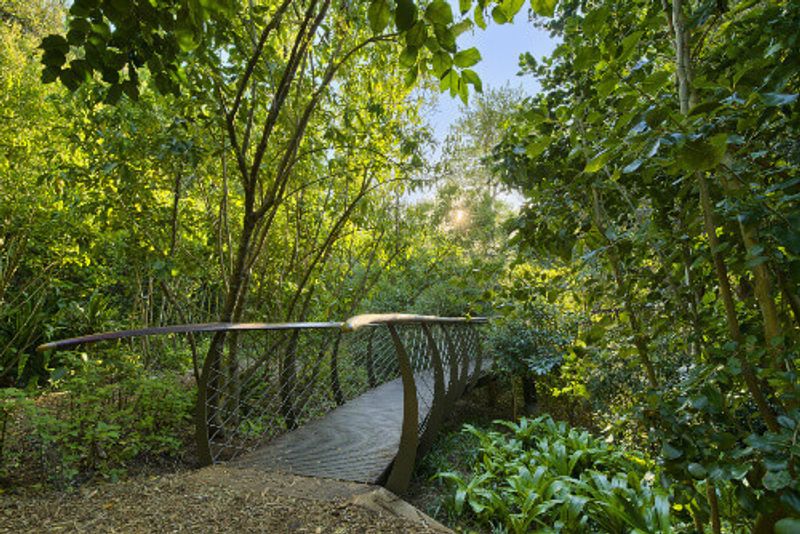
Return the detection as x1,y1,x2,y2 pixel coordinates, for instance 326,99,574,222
1,466,441,533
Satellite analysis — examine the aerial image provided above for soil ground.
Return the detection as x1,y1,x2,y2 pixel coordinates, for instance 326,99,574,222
1,465,446,533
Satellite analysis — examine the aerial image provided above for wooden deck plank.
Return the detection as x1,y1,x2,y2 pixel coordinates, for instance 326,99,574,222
233,372,437,484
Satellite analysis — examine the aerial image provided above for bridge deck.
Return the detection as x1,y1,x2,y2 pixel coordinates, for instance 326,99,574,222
233,372,437,484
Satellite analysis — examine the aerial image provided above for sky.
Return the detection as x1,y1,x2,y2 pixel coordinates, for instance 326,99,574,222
426,8,559,144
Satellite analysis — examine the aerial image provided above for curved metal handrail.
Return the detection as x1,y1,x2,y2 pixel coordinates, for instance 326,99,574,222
36,321,344,352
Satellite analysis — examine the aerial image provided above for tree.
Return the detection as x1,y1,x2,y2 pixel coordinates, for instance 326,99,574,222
492,0,799,529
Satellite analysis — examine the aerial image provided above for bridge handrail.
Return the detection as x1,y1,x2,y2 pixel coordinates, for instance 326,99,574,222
36,314,488,352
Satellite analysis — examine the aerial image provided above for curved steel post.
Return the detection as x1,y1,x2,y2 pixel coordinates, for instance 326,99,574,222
195,373,213,466
385,324,419,494
442,328,468,407
443,328,459,408
418,324,446,455
468,325,484,389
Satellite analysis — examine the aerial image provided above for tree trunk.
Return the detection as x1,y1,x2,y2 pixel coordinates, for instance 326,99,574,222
521,374,538,413
671,0,779,432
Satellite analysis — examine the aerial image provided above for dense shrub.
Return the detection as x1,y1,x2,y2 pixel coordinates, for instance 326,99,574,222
1,354,194,487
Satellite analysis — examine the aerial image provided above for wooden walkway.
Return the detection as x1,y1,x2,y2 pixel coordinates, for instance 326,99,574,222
233,372,438,484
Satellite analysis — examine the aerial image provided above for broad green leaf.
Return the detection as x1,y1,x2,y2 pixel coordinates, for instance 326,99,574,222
175,26,199,52
687,462,707,479
776,519,800,534
406,21,427,46
461,69,482,92
403,65,418,87
474,4,486,29
584,149,612,173
763,470,791,491
425,0,453,25
42,49,67,68
618,30,642,61
761,92,798,107
459,0,472,15
41,66,61,83
689,100,722,116
431,51,452,77
531,0,557,17
454,47,481,68
622,159,643,174
395,0,417,31
399,46,419,68
526,137,551,159
491,6,508,24
661,442,683,460
368,0,391,33
677,135,727,171
642,70,671,95
452,19,472,37
434,25,456,52
40,34,70,54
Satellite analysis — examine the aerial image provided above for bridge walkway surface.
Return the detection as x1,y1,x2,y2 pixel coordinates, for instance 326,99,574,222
234,372,437,483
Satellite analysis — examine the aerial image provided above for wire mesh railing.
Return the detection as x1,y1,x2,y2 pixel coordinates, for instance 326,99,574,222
37,313,487,492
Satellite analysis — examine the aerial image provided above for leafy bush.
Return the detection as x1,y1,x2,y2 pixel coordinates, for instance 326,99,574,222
1,353,194,487
436,415,674,533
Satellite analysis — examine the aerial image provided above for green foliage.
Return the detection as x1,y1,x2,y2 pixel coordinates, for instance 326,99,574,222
436,415,674,532
489,0,800,528
488,301,572,378
1,355,193,486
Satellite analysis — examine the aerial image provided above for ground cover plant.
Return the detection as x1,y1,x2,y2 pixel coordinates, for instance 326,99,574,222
436,415,671,533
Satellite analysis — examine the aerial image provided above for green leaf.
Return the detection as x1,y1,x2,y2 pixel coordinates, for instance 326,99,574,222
687,462,707,479
395,0,418,31
531,0,557,17
431,51,452,77
454,47,481,68
403,65,418,87
452,19,472,37
642,70,671,95
491,5,508,24
618,30,642,61
474,5,486,29
776,519,800,534
584,149,612,173
434,25,456,53
41,66,61,84
175,26,199,52
661,442,683,460
526,137,551,159
459,0,472,15
399,46,419,68
41,49,67,68
689,100,722,116
622,159,643,174
425,0,453,25
59,68,81,91
406,21,427,47
760,93,798,107
368,0,391,33
105,83,123,104
763,470,791,491
40,34,70,54
677,135,727,171
461,69,482,92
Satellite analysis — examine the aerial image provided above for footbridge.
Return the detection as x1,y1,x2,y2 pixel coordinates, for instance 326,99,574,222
38,314,488,493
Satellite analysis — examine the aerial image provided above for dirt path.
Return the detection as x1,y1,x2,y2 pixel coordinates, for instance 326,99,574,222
1,466,449,533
